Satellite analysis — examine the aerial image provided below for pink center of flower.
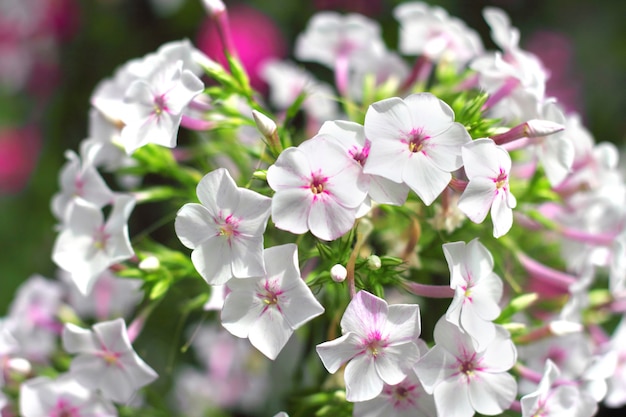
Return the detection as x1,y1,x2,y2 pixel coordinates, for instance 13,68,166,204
405,128,430,153
309,172,328,195
98,349,121,367
348,140,371,166
386,382,419,411
457,351,481,381
53,399,80,417
93,226,110,251
258,279,283,313
363,331,387,358
494,168,508,189
153,94,168,116
217,213,240,241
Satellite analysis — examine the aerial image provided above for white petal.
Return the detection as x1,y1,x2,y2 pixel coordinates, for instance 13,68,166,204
367,174,410,206
316,332,362,373
248,307,292,360
402,153,450,206
375,343,420,385
308,195,356,241
221,287,264,338
433,377,474,417
191,237,233,285
266,147,311,191
196,168,239,213
424,123,470,171
468,372,517,415
271,188,312,235
384,304,421,343
404,93,455,136
62,323,97,354
230,235,266,278
341,291,389,339
344,353,385,401
462,138,506,179
457,177,495,223
490,191,513,238
175,203,216,249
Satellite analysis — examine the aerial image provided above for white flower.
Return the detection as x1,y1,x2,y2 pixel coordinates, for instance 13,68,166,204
363,92,471,206
442,239,503,350
415,318,517,417
62,318,158,404
316,291,421,402
52,195,135,295
221,244,324,360
458,138,517,238
175,168,271,285
267,134,367,241
20,374,117,417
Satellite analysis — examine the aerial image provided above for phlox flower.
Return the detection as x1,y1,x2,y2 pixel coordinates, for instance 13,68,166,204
51,148,114,223
175,168,271,285
62,318,158,404
442,239,503,350
221,244,325,360
316,291,421,402
393,2,483,67
457,138,516,238
363,92,471,206
20,374,117,417
414,318,517,417
294,11,385,71
521,360,598,417
353,342,437,417
319,120,410,214
121,57,204,154
267,134,367,241
52,195,135,295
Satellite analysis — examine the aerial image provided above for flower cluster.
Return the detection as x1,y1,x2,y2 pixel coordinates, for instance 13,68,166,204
1,1,625,417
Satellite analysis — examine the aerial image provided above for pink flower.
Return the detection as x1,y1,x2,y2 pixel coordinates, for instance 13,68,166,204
316,291,421,402
0,126,41,194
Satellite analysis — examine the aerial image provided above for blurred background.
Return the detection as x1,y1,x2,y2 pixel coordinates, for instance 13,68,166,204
0,0,624,413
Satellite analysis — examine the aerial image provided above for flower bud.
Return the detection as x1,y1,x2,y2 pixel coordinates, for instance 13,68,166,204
330,264,347,283
367,255,382,270
252,110,282,153
202,0,226,15
139,256,160,271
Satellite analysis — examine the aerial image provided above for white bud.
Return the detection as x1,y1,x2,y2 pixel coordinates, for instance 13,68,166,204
202,0,226,15
8,357,31,375
549,320,583,336
330,264,347,283
139,256,160,271
252,110,277,138
525,119,565,137
367,255,382,270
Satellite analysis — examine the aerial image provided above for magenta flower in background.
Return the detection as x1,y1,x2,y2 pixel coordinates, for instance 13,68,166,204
0,126,41,195
196,4,287,93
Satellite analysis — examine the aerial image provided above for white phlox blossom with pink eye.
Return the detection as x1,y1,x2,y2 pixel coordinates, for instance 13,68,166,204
457,138,517,238
62,318,158,404
294,11,386,72
319,120,410,215
316,291,422,402
175,168,271,285
52,194,135,295
121,57,204,154
362,92,471,206
442,239,504,350
520,360,597,417
220,244,324,360
414,318,517,417
393,2,483,68
51,148,115,223
19,374,117,417
470,7,548,123
352,340,437,417
267,134,367,241
259,59,339,123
